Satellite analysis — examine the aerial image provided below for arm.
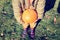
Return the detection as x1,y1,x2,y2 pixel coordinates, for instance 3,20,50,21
12,0,23,24
36,0,45,19
25,0,34,9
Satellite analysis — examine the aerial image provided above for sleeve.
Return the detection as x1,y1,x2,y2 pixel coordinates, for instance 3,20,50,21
12,0,22,24
36,0,45,19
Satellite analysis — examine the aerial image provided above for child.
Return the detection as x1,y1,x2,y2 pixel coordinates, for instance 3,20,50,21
12,0,45,39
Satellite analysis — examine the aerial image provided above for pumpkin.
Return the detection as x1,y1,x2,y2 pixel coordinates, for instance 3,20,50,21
22,9,38,23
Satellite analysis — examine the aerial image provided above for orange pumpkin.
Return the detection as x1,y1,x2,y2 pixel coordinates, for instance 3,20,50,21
22,9,38,23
